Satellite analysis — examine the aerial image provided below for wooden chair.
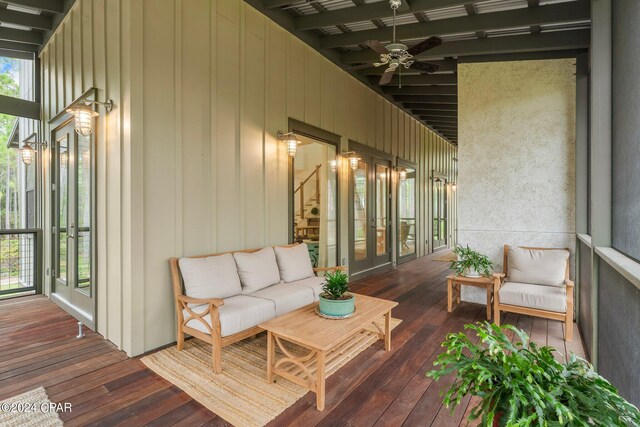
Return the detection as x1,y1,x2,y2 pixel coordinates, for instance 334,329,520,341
169,245,345,373
493,245,574,341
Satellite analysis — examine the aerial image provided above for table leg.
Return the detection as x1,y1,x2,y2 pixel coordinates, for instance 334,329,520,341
447,278,453,312
316,351,326,411
456,283,461,304
486,286,492,320
267,331,275,383
384,311,392,351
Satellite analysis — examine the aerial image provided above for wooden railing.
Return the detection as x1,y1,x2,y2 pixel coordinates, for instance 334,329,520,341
294,164,321,219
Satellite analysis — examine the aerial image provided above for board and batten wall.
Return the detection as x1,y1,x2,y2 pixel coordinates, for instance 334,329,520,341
39,0,456,356
457,59,576,303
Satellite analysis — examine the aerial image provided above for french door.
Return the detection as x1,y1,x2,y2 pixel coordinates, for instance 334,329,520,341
432,175,447,250
349,153,392,274
50,119,95,327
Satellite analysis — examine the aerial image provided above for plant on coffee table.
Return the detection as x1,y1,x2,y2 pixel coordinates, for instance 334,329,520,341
319,270,355,317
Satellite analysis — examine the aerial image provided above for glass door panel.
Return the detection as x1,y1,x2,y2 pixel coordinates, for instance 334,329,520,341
433,176,447,249
398,166,416,259
375,164,389,257
353,160,368,262
350,152,392,274
51,118,94,328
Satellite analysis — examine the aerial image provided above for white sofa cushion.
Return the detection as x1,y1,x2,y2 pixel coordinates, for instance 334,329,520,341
507,247,569,287
178,254,242,304
183,295,276,337
247,283,314,316
274,244,315,283
286,276,326,300
233,247,281,294
499,281,567,313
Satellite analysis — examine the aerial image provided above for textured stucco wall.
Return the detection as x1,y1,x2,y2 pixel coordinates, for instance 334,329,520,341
458,59,576,303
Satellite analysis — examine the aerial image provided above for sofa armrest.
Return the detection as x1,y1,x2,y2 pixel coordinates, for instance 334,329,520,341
564,279,575,289
177,295,224,307
314,266,347,273
493,272,505,293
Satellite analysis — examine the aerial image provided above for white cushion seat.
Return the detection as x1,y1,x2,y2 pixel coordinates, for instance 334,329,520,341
247,283,314,316
499,281,567,313
184,295,276,337
286,276,326,300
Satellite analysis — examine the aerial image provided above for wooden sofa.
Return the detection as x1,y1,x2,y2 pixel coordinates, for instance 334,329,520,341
169,243,344,373
493,245,574,341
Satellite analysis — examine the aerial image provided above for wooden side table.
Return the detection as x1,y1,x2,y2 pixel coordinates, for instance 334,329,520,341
447,274,494,320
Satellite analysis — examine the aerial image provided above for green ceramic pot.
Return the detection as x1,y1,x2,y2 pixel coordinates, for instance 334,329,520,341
319,293,355,317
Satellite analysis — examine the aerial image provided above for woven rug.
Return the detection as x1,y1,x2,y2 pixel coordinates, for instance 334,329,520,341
0,387,63,427
142,317,401,427
434,252,457,262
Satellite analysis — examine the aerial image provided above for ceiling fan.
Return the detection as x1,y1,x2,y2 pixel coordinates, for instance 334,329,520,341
358,0,443,86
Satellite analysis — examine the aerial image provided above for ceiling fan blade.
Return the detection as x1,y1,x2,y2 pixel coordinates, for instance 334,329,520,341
411,62,440,73
365,40,389,55
379,69,396,85
345,63,374,71
406,36,442,56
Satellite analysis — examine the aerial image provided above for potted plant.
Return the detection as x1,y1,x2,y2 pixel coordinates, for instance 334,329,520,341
319,270,355,318
450,245,493,277
427,322,640,427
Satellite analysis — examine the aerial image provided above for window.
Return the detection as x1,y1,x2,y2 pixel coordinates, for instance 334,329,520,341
398,166,416,258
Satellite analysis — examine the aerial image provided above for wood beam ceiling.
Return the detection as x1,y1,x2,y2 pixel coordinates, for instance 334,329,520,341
249,0,591,145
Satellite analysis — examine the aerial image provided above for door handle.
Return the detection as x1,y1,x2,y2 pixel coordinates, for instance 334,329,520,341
68,223,75,239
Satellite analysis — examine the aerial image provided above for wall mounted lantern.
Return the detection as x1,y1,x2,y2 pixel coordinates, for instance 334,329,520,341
277,131,301,158
67,98,113,136
394,166,407,182
19,133,47,166
329,159,337,172
342,151,361,172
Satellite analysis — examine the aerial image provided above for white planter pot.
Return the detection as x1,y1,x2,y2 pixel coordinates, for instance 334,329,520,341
463,267,481,278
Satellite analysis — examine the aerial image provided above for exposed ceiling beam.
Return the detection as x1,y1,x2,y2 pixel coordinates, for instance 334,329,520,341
404,103,457,111
375,74,457,86
4,0,63,14
412,109,457,116
0,47,32,59
383,86,457,95
320,1,589,48
294,0,474,31
357,60,458,75
394,95,457,104
458,49,587,63
426,122,458,128
420,116,458,123
0,94,39,120
0,27,42,45
342,29,590,63
0,38,39,52
0,8,53,31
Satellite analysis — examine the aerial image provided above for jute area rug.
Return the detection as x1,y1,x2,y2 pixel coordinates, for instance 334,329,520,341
142,317,401,427
0,387,63,427
434,252,457,262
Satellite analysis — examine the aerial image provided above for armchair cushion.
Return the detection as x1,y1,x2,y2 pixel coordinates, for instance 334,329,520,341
178,253,242,304
184,295,276,337
507,247,569,287
247,283,314,316
274,243,315,283
499,281,566,313
233,247,281,294
286,276,326,300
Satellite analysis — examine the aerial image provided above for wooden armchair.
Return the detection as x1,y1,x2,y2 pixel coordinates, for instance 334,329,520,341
169,246,345,373
493,245,574,341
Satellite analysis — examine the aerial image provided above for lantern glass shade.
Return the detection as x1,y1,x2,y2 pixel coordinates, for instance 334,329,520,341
399,168,407,181
349,156,360,172
452,183,457,191
329,159,337,172
60,151,68,168
20,144,34,166
67,103,99,136
286,138,300,158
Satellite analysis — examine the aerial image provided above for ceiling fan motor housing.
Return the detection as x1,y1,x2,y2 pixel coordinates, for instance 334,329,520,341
389,0,402,9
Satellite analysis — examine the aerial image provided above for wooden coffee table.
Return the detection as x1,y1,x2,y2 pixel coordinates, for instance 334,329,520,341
259,294,398,411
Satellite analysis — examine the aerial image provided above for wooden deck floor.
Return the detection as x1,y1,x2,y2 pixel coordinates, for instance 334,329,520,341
0,253,584,426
